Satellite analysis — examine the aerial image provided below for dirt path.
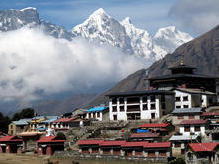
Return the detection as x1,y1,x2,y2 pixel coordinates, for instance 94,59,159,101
0,153,46,164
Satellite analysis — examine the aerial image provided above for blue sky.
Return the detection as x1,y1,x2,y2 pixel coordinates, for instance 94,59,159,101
0,0,177,35
0,0,219,36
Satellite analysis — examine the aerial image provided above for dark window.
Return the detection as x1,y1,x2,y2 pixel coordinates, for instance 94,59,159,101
181,149,185,154
120,98,124,104
143,96,147,103
150,96,155,102
185,126,190,132
151,104,156,110
112,106,117,112
127,97,139,104
183,96,188,101
89,113,91,118
97,112,100,117
112,98,117,104
127,105,140,112
161,102,166,109
175,97,181,102
151,113,155,119
161,95,165,102
120,106,124,112
195,126,200,132
183,105,189,108
143,104,148,110
174,143,181,148
176,106,181,108
113,115,117,120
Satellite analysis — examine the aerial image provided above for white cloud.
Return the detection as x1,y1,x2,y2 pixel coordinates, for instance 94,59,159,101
169,0,219,35
0,27,146,102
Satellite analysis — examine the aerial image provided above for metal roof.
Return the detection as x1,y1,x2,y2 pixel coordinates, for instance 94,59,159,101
172,108,203,114
169,134,199,141
87,106,107,112
106,90,174,97
174,88,215,95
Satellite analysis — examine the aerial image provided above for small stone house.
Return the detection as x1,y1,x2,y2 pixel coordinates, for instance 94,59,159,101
171,107,203,125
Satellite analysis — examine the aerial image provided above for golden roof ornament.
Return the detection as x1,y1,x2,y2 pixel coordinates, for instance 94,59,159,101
180,58,184,66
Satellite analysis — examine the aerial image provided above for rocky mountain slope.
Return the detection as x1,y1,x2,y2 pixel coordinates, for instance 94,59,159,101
89,25,219,106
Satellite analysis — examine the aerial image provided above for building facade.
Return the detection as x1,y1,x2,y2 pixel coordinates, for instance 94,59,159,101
107,90,175,121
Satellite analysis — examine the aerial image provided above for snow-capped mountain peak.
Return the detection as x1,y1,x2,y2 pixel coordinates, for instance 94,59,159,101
20,7,37,12
153,26,193,59
121,17,132,25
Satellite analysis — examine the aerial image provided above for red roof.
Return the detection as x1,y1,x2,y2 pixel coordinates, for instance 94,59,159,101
0,136,23,142
77,140,104,145
202,112,219,116
180,119,207,125
54,117,76,123
99,140,126,146
130,132,159,138
139,123,170,128
37,136,66,143
189,143,218,152
122,141,148,147
144,142,171,148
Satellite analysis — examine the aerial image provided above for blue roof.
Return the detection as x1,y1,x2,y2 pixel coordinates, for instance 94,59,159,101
87,106,107,112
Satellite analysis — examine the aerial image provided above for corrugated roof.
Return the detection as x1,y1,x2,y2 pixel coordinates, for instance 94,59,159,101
180,119,207,125
87,106,107,112
54,117,76,123
0,136,23,142
122,141,148,147
169,134,199,141
202,112,219,116
174,88,215,95
99,140,126,146
139,123,170,128
144,142,171,148
189,143,218,152
172,108,202,114
106,90,174,97
78,140,104,145
12,120,29,125
130,132,159,138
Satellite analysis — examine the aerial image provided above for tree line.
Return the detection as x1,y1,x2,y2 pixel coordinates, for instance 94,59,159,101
0,108,35,134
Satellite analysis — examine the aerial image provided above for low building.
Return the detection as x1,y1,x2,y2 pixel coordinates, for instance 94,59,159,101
138,123,173,136
202,112,219,141
78,139,104,154
37,136,66,155
8,119,31,135
107,90,175,121
37,116,59,131
186,142,219,164
99,140,126,155
129,132,161,142
78,140,171,160
169,134,200,157
171,108,203,125
0,136,23,153
173,88,216,109
179,120,208,136
86,106,109,121
53,117,90,130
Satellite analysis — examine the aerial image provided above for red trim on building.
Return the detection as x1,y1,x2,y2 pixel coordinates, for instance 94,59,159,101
99,140,126,146
54,117,77,123
130,132,159,138
144,142,171,148
122,141,148,147
180,119,207,125
202,112,219,116
37,136,66,143
78,140,104,145
189,143,218,152
0,136,23,142
139,123,170,128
